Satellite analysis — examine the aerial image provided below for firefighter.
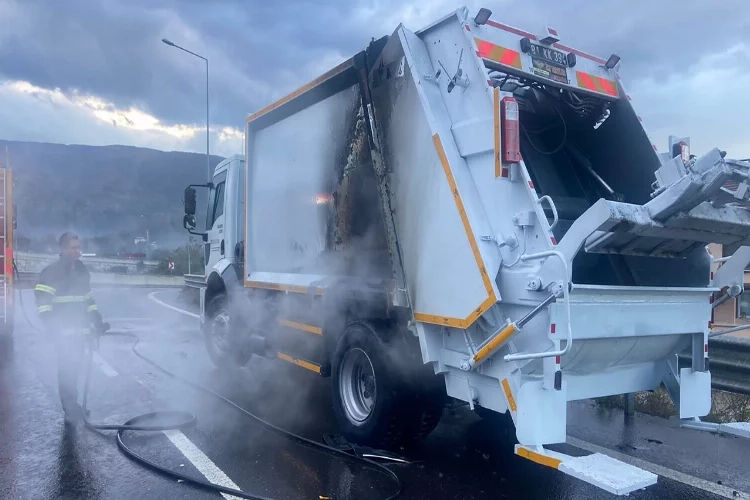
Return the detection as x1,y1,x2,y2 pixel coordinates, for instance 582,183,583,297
34,232,107,425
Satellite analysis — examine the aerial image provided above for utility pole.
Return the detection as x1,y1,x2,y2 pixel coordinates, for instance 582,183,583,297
188,236,193,274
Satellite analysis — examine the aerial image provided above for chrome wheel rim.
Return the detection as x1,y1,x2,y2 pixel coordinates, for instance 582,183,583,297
211,309,231,355
339,348,377,424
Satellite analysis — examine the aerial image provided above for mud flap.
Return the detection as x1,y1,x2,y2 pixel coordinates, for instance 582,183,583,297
515,380,567,446
679,367,711,419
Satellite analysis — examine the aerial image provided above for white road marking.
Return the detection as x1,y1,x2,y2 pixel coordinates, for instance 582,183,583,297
163,429,243,500
103,318,155,322
567,436,749,499
148,291,199,319
92,351,119,377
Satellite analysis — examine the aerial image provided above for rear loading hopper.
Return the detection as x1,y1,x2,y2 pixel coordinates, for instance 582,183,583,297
241,6,750,494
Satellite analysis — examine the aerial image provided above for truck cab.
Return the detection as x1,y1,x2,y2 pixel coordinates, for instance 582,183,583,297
203,155,244,274
182,154,245,350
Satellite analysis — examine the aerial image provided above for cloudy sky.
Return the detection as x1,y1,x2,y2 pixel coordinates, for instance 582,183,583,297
0,0,748,158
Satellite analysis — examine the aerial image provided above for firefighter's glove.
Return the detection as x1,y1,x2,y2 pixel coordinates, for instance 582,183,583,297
88,322,109,351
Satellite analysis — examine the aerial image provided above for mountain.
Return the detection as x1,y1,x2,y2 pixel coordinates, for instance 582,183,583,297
0,140,224,254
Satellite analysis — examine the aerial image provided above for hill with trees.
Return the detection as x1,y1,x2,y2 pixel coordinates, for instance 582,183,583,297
0,139,223,257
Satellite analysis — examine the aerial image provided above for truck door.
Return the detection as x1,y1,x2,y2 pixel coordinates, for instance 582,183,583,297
205,170,227,271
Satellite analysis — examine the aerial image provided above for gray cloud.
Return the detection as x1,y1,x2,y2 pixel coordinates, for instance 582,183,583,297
497,0,750,81
0,0,385,129
0,0,749,156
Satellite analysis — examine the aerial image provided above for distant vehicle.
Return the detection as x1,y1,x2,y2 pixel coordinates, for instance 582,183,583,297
181,6,750,494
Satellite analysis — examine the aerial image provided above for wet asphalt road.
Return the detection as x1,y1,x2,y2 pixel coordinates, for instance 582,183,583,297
1,286,748,500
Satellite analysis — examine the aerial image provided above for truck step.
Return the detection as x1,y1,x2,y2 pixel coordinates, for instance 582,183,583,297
515,445,657,495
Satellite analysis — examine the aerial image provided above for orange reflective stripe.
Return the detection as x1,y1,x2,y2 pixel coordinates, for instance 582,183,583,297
474,38,522,69
577,71,595,91
575,71,618,97
598,78,615,96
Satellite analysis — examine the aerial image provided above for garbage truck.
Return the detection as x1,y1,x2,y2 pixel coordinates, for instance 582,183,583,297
182,6,750,494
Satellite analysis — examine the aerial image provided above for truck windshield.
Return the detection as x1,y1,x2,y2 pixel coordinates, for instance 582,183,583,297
211,181,225,225
206,170,227,230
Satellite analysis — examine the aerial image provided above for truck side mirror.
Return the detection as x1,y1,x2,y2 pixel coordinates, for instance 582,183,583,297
184,187,197,216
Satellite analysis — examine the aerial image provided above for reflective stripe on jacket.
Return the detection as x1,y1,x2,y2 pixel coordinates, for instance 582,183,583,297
34,258,101,335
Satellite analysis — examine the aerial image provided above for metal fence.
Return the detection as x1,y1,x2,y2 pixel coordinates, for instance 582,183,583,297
679,335,750,396
184,274,206,289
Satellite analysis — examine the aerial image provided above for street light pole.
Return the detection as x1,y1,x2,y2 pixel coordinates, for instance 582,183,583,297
161,38,211,182
187,236,193,274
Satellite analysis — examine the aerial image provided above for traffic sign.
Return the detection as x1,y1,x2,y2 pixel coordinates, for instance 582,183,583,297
168,261,175,270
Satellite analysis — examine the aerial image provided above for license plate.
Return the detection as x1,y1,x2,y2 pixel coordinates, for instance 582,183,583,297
529,43,568,67
529,43,569,84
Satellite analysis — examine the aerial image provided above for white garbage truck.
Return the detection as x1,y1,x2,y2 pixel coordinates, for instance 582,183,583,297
182,6,750,495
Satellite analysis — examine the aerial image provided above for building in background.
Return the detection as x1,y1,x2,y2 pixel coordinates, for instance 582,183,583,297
710,243,750,327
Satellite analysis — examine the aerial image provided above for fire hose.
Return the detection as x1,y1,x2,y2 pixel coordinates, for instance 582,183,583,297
14,263,402,499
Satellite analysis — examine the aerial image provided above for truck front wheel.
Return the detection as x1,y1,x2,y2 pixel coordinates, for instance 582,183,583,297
204,294,251,369
331,320,444,449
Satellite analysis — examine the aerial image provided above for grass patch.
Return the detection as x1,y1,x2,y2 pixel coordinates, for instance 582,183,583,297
595,387,750,423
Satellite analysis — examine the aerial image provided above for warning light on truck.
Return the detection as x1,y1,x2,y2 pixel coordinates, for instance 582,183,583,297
673,141,690,164
473,8,492,26
605,54,621,69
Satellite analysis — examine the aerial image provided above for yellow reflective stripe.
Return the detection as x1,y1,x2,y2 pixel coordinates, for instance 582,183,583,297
515,446,562,469
35,284,56,295
38,305,53,313
276,352,322,374
87,305,98,312
53,295,91,303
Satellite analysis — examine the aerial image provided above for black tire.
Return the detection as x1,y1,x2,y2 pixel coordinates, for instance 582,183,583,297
204,294,251,369
331,320,444,449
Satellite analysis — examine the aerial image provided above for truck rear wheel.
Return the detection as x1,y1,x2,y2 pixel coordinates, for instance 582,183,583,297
331,320,444,449
204,294,251,369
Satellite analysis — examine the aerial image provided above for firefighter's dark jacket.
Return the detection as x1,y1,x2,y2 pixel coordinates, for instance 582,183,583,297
34,258,103,334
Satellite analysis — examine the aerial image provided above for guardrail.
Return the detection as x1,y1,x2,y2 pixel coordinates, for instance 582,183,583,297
679,335,750,396
15,271,184,288
184,274,206,289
